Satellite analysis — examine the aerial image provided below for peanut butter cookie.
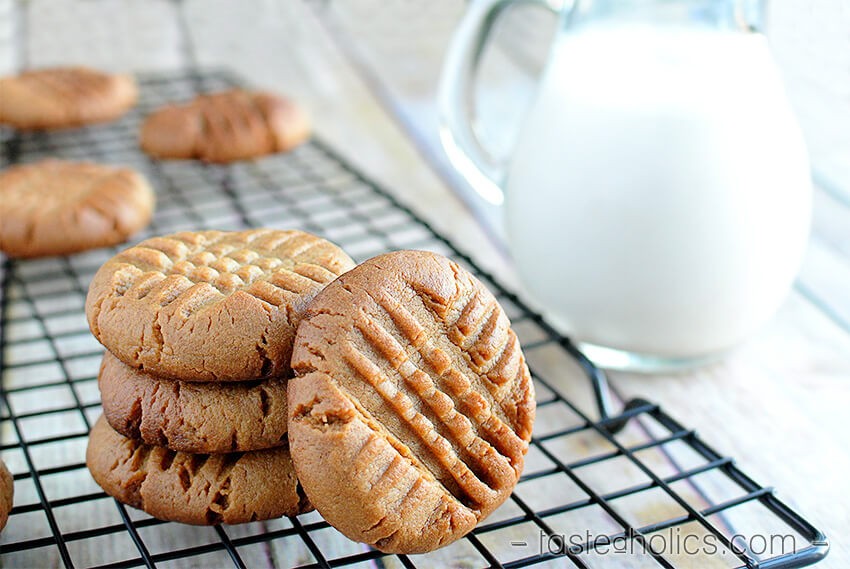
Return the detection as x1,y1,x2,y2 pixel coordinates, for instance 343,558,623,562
0,160,155,258
0,458,12,531
288,250,535,553
0,66,137,129
140,89,310,163
87,415,310,525
99,352,289,453
86,229,355,382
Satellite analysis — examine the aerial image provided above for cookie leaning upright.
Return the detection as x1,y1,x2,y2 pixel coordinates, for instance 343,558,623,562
0,66,137,129
288,250,536,553
86,229,355,382
0,160,155,258
140,89,310,163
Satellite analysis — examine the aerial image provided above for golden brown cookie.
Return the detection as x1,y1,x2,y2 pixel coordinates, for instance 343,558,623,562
86,229,355,382
139,89,310,163
287,250,536,553
87,415,310,525
0,66,137,130
99,352,288,453
0,160,155,259
0,458,12,531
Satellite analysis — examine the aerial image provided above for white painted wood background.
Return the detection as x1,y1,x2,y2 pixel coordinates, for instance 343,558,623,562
0,1,847,568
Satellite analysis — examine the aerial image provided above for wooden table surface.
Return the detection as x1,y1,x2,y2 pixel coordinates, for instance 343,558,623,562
0,1,847,568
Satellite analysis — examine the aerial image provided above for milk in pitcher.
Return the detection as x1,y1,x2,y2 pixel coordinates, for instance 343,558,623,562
505,26,811,358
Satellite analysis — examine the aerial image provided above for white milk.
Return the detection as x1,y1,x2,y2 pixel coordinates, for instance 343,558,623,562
505,26,811,358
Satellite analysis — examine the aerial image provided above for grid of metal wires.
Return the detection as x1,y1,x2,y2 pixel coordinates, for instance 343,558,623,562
0,71,829,568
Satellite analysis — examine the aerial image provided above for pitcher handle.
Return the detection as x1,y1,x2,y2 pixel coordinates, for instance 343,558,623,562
438,0,560,205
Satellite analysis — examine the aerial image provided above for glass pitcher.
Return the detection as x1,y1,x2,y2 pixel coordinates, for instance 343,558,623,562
439,0,811,370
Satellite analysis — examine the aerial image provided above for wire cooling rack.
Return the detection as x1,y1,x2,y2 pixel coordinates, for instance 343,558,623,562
0,71,829,569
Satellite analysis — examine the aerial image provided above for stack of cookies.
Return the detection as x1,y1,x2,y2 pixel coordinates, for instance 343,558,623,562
84,229,355,524
84,231,537,554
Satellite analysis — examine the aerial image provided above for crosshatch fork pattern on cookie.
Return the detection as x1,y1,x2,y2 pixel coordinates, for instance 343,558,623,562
85,227,354,382
0,70,828,569
103,230,342,294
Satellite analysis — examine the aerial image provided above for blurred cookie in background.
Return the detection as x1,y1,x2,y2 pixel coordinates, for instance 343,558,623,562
0,160,155,258
0,66,137,130
140,89,310,163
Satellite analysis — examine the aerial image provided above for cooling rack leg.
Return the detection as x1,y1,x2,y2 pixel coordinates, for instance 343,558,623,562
558,337,649,434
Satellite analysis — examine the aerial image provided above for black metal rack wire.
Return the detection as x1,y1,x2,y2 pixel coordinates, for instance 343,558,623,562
0,70,829,569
